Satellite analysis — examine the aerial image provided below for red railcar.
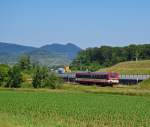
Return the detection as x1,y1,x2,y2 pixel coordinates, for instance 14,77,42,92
76,72,119,86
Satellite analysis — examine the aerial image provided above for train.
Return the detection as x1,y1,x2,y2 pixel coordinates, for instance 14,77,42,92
59,72,120,86
76,72,119,86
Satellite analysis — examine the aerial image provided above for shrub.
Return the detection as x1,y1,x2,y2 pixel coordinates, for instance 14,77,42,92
43,72,64,89
6,65,23,88
20,82,32,88
32,66,63,89
32,66,42,88
19,55,31,70
0,64,10,87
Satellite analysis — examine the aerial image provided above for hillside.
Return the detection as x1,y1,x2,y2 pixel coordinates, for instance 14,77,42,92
0,42,36,55
0,42,36,64
41,43,81,59
99,60,150,74
0,42,81,66
71,44,150,71
29,49,71,66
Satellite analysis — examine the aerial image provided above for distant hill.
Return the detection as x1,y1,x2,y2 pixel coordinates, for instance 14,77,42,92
40,43,81,59
0,42,81,66
0,42,36,64
99,60,150,74
0,42,36,55
28,48,72,66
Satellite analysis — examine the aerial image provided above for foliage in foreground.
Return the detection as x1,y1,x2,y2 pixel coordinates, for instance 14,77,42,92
43,72,64,89
32,66,63,89
0,64,10,86
0,54,64,89
6,65,23,88
0,90,150,127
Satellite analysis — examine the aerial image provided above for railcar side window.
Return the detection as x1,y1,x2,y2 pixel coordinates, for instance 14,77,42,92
77,74,91,78
84,75,91,78
94,74,107,79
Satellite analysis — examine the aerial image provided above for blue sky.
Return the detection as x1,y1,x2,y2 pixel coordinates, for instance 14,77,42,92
0,0,150,48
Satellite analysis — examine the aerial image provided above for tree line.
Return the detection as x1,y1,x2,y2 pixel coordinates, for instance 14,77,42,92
0,55,63,88
71,44,150,71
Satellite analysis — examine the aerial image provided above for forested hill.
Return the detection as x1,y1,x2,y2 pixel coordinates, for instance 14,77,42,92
40,43,81,59
71,44,150,71
0,42,36,55
0,42,81,66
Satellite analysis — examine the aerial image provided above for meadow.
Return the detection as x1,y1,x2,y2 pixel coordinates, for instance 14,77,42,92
0,88,150,127
99,60,150,74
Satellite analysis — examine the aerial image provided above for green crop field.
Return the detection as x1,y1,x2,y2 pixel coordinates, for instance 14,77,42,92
0,89,150,127
99,60,150,74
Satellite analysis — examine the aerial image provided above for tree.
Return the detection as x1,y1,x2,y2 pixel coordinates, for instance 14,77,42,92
32,66,63,89
7,65,22,88
32,66,42,88
19,55,31,70
0,64,10,86
71,44,150,71
42,72,63,89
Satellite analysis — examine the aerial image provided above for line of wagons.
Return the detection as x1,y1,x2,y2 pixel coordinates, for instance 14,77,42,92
60,72,120,86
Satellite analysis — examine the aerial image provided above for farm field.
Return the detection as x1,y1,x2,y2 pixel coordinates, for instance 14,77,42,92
0,89,150,127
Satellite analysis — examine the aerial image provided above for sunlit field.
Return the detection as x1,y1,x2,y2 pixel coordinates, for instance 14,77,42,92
0,89,150,127
99,60,150,74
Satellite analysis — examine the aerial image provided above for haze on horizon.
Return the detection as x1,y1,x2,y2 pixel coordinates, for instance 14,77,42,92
0,0,150,49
